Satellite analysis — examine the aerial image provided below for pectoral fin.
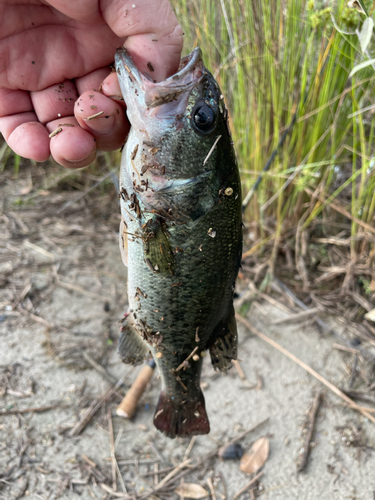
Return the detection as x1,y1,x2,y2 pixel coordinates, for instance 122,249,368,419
143,218,174,275
208,307,238,372
118,314,150,365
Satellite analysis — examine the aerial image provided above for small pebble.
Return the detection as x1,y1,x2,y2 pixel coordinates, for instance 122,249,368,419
218,442,244,460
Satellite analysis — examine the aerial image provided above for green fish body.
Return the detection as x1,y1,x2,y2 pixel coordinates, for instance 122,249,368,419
115,47,242,438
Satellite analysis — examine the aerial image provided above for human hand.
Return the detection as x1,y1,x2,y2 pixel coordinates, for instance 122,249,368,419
0,0,183,168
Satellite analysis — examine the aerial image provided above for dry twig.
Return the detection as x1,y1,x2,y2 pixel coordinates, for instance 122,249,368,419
304,187,375,236
0,403,69,416
135,418,268,500
206,477,217,500
297,392,322,472
236,314,375,424
69,374,127,437
108,410,117,492
83,352,119,386
175,347,199,373
271,307,320,325
232,472,264,500
183,436,197,462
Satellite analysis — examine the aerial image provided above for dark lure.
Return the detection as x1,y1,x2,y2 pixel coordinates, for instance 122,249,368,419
115,47,242,438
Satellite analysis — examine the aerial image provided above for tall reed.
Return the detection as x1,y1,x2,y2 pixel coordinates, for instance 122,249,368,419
175,0,375,250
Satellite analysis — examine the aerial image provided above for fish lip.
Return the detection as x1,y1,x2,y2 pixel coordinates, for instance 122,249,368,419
115,47,204,108
115,47,143,89
165,47,203,83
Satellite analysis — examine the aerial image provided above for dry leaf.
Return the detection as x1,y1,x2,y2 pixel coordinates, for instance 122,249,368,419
174,483,209,499
240,436,269,474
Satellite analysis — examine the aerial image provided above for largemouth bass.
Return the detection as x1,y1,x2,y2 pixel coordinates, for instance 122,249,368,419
115,47,242,438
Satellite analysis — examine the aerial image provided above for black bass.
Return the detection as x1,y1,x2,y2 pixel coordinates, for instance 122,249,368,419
115,47,242,438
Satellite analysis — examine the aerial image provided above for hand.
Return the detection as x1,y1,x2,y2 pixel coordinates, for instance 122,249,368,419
0,0,183,168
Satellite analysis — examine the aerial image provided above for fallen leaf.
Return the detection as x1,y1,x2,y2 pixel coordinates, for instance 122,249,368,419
174,483,209,499
240,436,269,474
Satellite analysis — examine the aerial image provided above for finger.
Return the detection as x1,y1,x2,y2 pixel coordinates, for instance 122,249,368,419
0,112,50,162
101,0,183,81
45,0,102,23
100,72,124,103
46,117,96,168
75,67,112,95
30,80,78,124
75,90,129,151
0,89,33,117
1,4,123,92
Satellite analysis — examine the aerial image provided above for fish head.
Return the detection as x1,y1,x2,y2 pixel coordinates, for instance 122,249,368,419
116,47,235,219
115,47,205,139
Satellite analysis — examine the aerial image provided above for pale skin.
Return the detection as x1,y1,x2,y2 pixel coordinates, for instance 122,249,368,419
0,0,183,168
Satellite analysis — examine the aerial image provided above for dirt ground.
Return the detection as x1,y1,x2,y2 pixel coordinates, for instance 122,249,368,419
1,160,375,500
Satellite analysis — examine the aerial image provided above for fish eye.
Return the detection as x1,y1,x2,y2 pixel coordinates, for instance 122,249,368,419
192,105,216,133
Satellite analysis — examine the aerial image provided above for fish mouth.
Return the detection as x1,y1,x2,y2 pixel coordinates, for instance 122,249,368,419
115,47,204,110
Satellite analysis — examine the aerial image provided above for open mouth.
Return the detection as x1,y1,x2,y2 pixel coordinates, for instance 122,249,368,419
115,47,204,109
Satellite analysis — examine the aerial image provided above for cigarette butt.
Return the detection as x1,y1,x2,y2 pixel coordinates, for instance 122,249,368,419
116,359,156,418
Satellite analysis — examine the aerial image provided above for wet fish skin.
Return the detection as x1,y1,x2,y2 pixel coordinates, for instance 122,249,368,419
116,47,242,438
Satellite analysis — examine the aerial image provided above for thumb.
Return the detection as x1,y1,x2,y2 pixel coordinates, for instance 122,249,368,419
101,0,183,81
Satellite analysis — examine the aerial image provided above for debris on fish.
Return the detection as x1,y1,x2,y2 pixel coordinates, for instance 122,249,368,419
115,46,242,438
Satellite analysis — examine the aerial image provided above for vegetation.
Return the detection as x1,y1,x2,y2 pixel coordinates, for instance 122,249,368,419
176,0,375,271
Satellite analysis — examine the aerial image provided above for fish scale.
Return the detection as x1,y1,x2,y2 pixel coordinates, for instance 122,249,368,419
116,46,242,438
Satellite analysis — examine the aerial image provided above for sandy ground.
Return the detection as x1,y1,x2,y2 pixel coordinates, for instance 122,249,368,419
1,162,375,500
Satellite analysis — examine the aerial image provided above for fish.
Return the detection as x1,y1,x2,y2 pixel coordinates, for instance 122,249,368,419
115,46,242,438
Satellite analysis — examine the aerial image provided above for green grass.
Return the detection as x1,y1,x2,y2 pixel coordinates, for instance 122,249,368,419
175,0,375,260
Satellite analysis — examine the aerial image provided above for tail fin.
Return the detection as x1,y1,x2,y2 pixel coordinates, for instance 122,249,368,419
153,390,210,438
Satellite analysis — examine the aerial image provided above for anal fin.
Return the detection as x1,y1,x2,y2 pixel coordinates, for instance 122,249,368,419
118,313,149,365
209,307,238,372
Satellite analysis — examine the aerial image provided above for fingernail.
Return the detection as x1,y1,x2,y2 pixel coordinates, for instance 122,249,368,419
63,150,96,166
64,157,90,164
83,113,115,134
